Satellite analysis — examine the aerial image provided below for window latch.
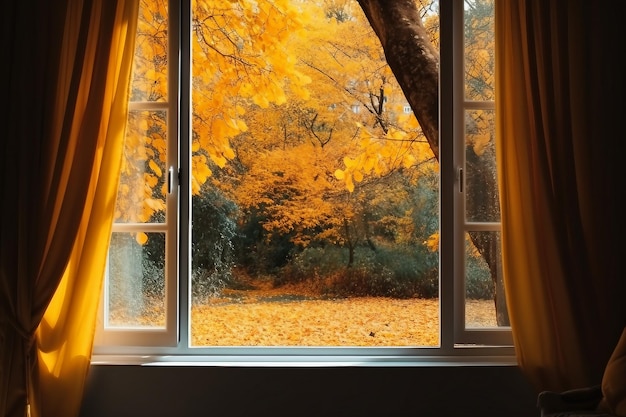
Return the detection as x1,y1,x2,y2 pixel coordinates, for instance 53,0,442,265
168,166,175,194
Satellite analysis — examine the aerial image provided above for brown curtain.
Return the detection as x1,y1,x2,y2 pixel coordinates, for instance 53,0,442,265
0,1,138,417
496,0,626,392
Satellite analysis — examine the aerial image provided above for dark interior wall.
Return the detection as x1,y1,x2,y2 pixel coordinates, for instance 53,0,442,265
79,365,539,417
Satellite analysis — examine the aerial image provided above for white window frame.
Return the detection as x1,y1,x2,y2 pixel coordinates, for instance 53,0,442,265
93,0,514,362
447,0,512,348
94,0,180,348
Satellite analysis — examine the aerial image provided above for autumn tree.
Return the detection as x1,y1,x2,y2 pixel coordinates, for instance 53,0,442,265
355,0,508,325
117,0,313,220
219,1,437,274
117,0,315,291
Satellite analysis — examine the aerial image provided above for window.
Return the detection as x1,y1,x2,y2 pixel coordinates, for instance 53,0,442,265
95,0,512,361
96,0,177,347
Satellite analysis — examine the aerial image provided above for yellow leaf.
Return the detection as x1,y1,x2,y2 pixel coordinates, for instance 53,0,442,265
236,119,248,132
334,169,345,180
211,153,227,168
252,94,270,108
193,157,212,187
149,159,162,177
136,232,148,246
145,198,165,211
267,82,287,105
223,146,235,159
425,233,439,252
387,128,406,140
402,154,416,168
345,173,354,193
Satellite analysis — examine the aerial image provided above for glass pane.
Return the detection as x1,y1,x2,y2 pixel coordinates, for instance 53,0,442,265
464,231,508,328
190,0,440,347
464,0,494,102
106,232,166,328
115,110,168,224
130,0,168,102
465,109,499,222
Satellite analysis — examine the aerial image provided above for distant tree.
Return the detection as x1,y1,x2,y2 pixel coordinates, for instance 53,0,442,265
225,2,435,269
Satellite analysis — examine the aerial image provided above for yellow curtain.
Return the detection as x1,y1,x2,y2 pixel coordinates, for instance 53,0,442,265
496,0,626,392
0,1,138,417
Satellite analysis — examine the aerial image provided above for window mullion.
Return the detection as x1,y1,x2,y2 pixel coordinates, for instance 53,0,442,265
455,0,513,349
438,0,457,354
175,0,192,351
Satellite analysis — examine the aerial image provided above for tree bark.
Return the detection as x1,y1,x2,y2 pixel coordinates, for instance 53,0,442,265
357,0,509,326
357,0,439,156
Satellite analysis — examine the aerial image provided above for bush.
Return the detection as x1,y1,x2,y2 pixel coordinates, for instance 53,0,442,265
191,186,238,302
191,266,229,304
278,244,439,299
278,245,348,284
369,245,438,298
324,263,396,297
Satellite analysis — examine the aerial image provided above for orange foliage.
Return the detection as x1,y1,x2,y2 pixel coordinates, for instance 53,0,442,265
116,0,450,250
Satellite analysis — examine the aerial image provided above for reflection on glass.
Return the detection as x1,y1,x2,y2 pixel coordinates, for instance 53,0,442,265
130,0,168,102
464,0,494,102
116,110,168,224
106,232,166,327
465,109,499,223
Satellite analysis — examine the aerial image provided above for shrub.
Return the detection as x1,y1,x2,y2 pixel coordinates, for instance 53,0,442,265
278,244,439,299
191,266,230,304
323,263,396,297
191,186,238,302
278,245,348,284
369,245,438,298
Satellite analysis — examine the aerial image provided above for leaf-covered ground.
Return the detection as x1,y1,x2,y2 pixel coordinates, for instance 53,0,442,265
190,283,496,347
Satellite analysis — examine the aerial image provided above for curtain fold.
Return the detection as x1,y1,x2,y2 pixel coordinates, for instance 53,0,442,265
496,0,626,392
0,1,138,416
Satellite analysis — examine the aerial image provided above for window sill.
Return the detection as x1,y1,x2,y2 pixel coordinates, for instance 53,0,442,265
90,352,517,367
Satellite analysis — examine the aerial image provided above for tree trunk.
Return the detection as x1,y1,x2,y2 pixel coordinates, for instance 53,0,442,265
357,0,509,326
356,0,439,156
